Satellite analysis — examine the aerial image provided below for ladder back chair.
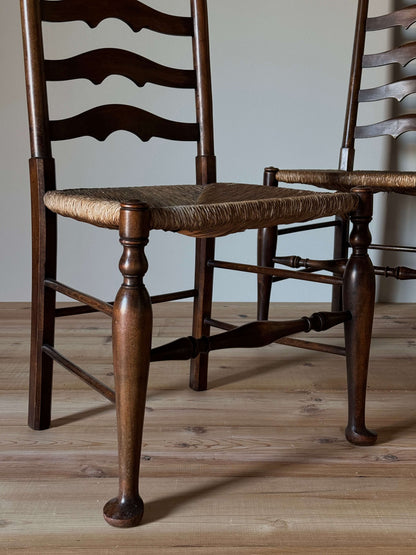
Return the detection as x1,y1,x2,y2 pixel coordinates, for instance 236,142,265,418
21,0,376,527
258,0,416,316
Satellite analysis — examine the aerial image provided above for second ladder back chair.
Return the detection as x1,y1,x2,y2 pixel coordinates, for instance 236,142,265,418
21,0,376,527
258,0,416,316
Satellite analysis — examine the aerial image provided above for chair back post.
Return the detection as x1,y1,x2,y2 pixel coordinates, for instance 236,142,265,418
339,0,369,171
20,0,52,160
21,0,57,431
190,0,217,185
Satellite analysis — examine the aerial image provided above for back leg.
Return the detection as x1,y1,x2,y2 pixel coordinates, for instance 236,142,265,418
257,167,278,321
28,159,57,430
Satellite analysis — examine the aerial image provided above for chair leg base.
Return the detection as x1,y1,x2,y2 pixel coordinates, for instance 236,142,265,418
28,420,51,432
345,426,377,446
189,352,208,391
103,496,144,528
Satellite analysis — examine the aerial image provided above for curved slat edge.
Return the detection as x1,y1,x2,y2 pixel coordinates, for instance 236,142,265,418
355,115,416,139
359,77,416,102
41,0,193,36
49,105,200,143
367,6,416,31
363,42,416,68
44,49,196,89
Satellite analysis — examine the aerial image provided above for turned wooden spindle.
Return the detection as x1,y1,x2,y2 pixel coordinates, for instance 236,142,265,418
374,265,416,280
151,311,350,362
343,187,377,446
273,255,347,275
103,202,152,528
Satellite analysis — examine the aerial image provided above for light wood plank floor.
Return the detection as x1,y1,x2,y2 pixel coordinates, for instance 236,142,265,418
1,302,416,553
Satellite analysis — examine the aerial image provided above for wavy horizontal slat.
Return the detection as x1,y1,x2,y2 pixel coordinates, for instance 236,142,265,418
49,104,200,142
355,115,416,139
41,0,193,36
44,48,196,89
367,5,416,31
363,42,416,68
359,77,416,102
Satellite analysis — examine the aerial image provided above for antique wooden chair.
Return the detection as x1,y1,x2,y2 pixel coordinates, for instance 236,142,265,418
21,0,376,527
258,0,416,317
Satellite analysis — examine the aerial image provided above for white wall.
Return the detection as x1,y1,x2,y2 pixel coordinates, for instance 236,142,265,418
2,0,404,303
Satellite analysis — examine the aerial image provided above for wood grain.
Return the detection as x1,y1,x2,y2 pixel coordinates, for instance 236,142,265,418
2,302,416,551
363,42,416,68
367,5,416,32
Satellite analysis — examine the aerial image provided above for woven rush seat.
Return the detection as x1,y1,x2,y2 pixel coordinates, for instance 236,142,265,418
44,183,359,238
276,169,416,195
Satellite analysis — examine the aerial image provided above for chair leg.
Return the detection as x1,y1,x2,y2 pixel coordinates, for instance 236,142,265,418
343,189,377,446
257,226,278,320
190,237,215,391
103,202,152,528
257,167,278,321
331,215,350,311
28,160,57,431
29,278,56,430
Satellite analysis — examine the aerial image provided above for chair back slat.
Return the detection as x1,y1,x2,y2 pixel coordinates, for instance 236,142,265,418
355,115,416,140
359,77,416,103
367,5,416,32
363,42,416,68
45,49,196,89
340,0,416,170
21,0,216,183
49,105,200,143
40,0,193,36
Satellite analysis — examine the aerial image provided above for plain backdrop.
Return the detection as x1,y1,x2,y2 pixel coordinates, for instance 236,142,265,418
3,0,416,303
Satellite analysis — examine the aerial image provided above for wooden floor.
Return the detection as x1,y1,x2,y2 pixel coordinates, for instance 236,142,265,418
1,302,416,553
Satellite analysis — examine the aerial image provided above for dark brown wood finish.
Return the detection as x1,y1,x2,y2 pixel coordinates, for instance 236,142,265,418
45,278,114,317
21,0,52,158
343,1,416,266
209,260,344,286
363,41,416,67
258,0,416,316
151,311,350,362
54,289,197,318
330,0,370,311
257,167,279,321
358,76,416,102
28,157,56,430
272,256,347,275
205,317,347,356
45,49,196,89
40,0,193,35
103,202,152,528
189,0,217,391
340,0,369,165
343,188,376,446
367,5,416,31
20,0,378,528
355,114,416,139
21,0,57,430
50,105,200,143
42,344,115,403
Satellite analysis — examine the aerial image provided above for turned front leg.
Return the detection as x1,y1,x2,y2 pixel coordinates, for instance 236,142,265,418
343,188,377,446
103,202,152,527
